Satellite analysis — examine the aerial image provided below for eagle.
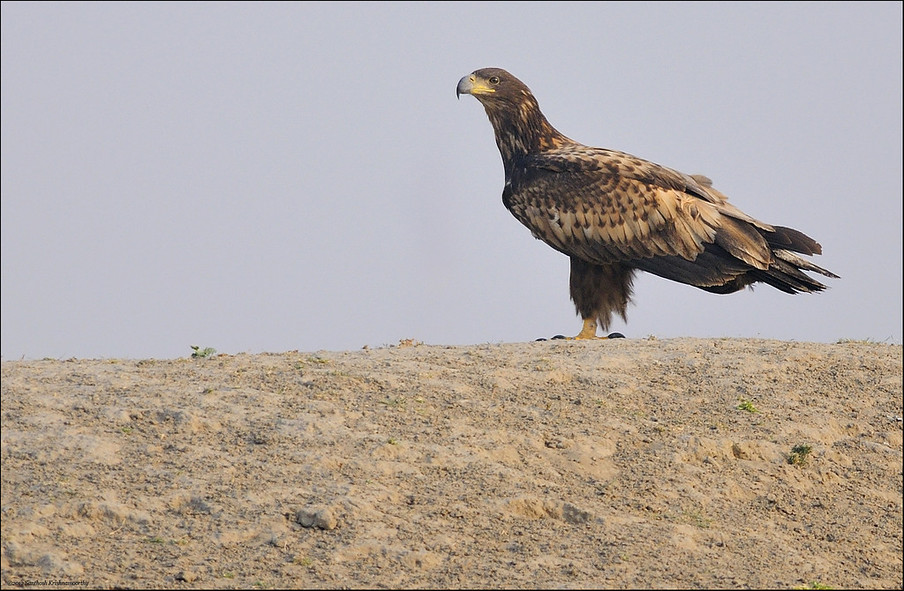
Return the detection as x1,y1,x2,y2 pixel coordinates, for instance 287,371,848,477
457,67,838,340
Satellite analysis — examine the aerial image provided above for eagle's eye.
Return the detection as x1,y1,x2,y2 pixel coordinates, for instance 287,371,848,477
488,76,500,85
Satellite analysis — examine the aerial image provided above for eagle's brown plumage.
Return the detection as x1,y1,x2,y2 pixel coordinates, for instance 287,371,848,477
457,67,839,339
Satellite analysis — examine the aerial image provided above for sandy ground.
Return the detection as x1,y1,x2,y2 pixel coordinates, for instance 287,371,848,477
1,337,901,590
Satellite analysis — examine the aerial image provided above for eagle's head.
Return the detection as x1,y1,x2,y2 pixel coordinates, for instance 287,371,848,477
457,68,568,164
456,68,533,109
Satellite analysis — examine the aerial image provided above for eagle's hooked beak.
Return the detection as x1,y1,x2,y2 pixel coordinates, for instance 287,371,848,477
456,75,474,99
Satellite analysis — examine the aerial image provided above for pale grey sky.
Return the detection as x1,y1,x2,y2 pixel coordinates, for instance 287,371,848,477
2,1,902,360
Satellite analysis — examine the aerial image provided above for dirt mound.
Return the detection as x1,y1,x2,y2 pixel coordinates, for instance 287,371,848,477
2,338,901,589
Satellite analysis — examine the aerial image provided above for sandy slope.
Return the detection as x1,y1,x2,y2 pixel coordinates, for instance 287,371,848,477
1,338,902,590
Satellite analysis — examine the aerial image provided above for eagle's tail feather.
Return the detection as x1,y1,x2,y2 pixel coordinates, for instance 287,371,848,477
768,225,824,256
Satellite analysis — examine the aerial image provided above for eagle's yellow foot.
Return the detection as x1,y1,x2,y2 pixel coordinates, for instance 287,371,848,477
573,318,601,340
541,319,626,341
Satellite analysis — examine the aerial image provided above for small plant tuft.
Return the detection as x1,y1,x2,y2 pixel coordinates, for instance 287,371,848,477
737,399,759,413
190,345,217,358
788,444,813,466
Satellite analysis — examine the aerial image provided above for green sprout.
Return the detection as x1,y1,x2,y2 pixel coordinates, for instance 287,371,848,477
788,444,813,466
191,345,217,358
737,399,759,413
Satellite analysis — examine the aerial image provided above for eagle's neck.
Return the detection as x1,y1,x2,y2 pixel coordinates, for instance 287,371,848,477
483,93,569,176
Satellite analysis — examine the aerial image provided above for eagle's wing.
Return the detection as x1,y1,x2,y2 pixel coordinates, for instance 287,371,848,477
505,147,781,288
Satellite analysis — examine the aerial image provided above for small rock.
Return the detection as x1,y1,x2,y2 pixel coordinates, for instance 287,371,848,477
176,569,198,582
296,507,339,530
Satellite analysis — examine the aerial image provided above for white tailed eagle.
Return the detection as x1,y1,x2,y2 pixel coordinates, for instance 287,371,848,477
457,68,838,339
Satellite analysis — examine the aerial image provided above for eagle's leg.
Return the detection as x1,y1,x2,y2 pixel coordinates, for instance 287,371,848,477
574,317,601,339
568,258,635,340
